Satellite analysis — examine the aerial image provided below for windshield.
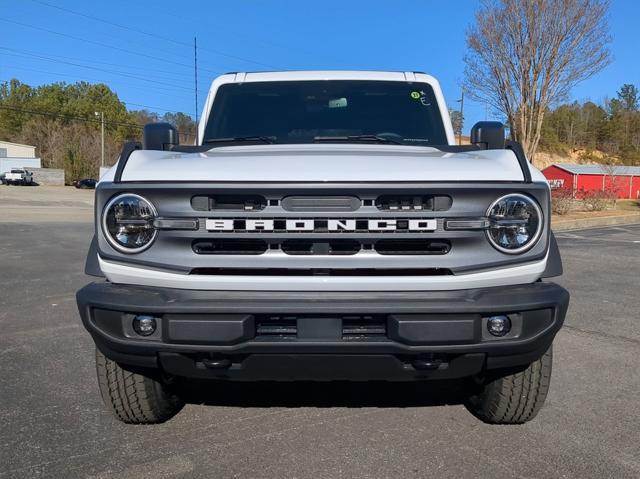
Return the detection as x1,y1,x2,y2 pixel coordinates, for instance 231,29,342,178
203,80,448,146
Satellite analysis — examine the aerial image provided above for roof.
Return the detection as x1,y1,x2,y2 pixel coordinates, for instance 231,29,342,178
0,140,36,148
547,163,640,177
219,70,437,84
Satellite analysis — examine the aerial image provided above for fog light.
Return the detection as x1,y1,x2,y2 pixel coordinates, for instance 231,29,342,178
487,315,511,337
133,315,157,336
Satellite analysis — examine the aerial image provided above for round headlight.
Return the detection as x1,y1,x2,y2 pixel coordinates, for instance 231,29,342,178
102,194,157,253
486,194,543,254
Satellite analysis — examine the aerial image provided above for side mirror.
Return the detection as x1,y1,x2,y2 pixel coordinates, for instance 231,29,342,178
470,121,505,149
143,122,179,150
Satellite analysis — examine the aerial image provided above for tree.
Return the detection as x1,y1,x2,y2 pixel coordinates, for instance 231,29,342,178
464,0,612,160
538,85,640,166
616,84,639,112
162,112,196,143
0,78,199,179
449,109,464,139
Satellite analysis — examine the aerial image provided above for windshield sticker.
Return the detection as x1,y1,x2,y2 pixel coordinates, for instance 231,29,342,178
328,97,348,108
410,90,431,107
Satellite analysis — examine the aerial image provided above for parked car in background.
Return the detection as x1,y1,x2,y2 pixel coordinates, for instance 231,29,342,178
73,178,97,189
4,168,34,185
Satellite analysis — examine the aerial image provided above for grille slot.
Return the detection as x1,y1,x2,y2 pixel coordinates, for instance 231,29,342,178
190,267,453,276
191,195,267,211
254,315,387,340
256,316,297,337
376,195,452,211
281,196,361,212
281,239,361,255
375,239,451,255
192,239,268,255
342,316,386,339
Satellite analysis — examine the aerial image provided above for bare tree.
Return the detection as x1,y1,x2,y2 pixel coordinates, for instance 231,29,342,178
464,0,611,160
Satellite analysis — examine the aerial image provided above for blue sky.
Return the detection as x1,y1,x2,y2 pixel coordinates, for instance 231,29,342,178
1,0,638,132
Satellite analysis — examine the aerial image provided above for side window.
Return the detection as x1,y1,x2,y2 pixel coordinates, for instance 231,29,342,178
0,148,7,158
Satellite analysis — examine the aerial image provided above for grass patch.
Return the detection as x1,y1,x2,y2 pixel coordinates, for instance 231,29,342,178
616,200,640,212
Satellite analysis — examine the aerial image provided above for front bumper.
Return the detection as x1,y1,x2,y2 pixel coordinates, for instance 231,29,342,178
77,282,569,381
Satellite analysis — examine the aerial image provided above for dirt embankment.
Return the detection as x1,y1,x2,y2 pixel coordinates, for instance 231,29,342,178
533,149,612,170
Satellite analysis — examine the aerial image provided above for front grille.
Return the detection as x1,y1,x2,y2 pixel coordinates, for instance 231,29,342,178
100,183,548,279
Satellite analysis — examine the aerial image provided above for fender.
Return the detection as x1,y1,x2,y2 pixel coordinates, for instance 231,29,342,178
541,231,563,278
84,235,104,277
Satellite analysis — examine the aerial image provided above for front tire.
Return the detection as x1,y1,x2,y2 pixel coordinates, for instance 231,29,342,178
95,349,184,424
465,346,553,424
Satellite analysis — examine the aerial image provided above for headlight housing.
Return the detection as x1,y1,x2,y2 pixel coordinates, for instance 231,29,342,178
102,193,157,253
486,194,543,254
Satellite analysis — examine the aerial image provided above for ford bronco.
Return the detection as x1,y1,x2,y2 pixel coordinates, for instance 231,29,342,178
77,71,569,424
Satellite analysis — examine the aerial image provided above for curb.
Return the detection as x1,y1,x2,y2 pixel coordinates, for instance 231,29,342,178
552,213,640,231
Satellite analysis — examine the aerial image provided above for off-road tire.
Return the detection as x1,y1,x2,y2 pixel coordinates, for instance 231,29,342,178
465,346,553,424
95,348,184,424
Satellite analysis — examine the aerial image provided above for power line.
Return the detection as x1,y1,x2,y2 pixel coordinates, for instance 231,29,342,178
0,50,193,91
28,0,280,69
0,104,142,129
0,46,194,82
0,76,195,116
2,64,209,96
0,17,223,75
122,101,188,113
0,105,198,137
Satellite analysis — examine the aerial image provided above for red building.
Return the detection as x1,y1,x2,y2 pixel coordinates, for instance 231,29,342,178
542,164,640,199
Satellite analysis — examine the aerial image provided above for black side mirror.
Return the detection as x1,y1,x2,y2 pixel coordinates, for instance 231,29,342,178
470,121,505,149
143,122,179,150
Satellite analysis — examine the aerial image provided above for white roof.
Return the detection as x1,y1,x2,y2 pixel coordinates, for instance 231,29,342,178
225,70,433,82
0,140,36,148
549,163,640,177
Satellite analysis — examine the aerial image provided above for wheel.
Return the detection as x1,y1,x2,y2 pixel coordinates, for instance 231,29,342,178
95,348,184,424
465,346,553,424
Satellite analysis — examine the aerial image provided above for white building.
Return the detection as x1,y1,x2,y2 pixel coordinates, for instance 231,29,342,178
0,140,41,173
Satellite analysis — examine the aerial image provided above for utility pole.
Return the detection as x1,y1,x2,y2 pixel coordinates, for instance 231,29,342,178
95,111,104,167
456,90,465,145
194,36,199,145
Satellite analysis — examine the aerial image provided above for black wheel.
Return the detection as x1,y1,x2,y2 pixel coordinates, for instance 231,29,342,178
465,346,553,424
95,348,184,424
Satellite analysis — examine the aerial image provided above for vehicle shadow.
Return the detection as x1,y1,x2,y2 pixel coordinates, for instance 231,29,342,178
179,378,472,408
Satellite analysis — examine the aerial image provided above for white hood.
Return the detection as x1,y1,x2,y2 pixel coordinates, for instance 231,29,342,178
103,144,534,183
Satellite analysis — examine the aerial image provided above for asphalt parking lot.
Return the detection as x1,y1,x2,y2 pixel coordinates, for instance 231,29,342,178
1,187,639,478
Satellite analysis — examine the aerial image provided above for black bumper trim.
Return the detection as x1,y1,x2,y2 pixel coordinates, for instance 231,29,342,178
78,282,569,380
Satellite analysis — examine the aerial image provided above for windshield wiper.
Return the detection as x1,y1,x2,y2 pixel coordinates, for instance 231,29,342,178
313,134,403,145
203,136,277,145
